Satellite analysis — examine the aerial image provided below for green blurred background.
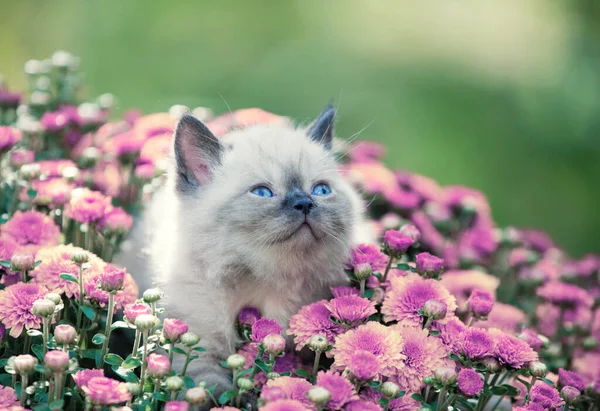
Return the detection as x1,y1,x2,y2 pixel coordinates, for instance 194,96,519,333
1,0,599,256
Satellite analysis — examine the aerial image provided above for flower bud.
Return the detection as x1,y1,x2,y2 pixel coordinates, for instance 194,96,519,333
353,263,373,281
262,333,286,356
423,376,436,385
180,332,201,347
13,354,37,374
191,107,213,122
528,362,548,378
399,224,421,242
134,314,159,331
54,324,77,345
226,354,246,371
163,318,189,342
560,386,580,404
415,252,444,278
146,354,171,378
384,230,415,257
185,387,208,405
125,382,141,397
370,287,385,305
267,372,280,379
481,357,501,374
19,163,41,180
44,293,62,305
583,336,598,350
10,253,34,272
423,299,447,321
31,298,56,318
70,251,90,265
467,290,494,319
44,350,70,373
307,335,329,352
143,288,163,303
435,367,457,386
237,377,254,391
381,381,401,398
124,303,152,324
99,266,125,292
168,105,190,119
538,334,550,350
165,376,184,392
307,386,331,406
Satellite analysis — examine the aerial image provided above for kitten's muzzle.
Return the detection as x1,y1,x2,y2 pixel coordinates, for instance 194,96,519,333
290,193,314,215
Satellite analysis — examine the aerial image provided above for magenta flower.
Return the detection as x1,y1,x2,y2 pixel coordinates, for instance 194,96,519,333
0,88,21,108
325,295,376,326
260,386,286,403
124,302,152,324
146,353,171,378
72,368,105,390
517,329,545,351
537,281,594,309
433,318,467,355
81,377,131,405
31,178,74,207
343,400,381,411
476,302,527,333
347,350,380,381
265,376,313,408
315,371,357,409
41,110,70,132
287,300,344,350
347,244,389,273
516,229,555,252
347,141,386,163
83,267,139,310
0,282,47,337
65,188,112,224
260,399,311,411
9,149,34,167
99,266,126,292
383,230,415,256
359,387,420,410
489,328,538,368
415,252,444,277
164,401,189,411
381,275,457,327
238,307,261,328
384,187,421,211
411,210,445,252
44,350,70,372
529,381,564,409
439,270,499,312
558,369,585,392
163,318,189,342
0,126,22,152
457,369,484,396
98,207,133,234
2,210,61,255
461,328,495,360
399,224,421,243
467,289,494,318
0,385,19,408
251,318,283,343
330,286,360,298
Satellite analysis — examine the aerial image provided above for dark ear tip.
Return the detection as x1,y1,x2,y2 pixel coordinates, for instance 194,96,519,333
177,114,202,128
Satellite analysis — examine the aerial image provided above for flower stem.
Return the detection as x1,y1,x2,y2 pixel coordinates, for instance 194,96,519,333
233,369,240,408
22,334,30,354
381,257,394,283
20,270,27,283
76,264,85,329
168,343,174,365
20,374,28,406
153,378,161,407
85,224,94,252
436,388,447,411
100,293,115,367
181,348,192,377
139,330,149,394
360,279,366,298
54,372,64,401
132,329,141,358
312,350,322,381
42,317,50,355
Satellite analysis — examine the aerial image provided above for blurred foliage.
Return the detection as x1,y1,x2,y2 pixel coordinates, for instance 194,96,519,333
1,0,599,255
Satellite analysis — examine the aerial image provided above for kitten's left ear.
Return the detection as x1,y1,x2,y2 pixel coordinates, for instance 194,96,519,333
307,105,335,150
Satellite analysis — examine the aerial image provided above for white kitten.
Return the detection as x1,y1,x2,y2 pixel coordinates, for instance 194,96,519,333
117,107,369,402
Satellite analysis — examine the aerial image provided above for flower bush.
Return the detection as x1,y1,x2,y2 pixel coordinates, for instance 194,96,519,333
0,51,598,411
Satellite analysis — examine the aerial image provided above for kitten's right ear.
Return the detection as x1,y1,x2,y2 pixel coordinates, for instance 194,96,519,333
173,114,223,192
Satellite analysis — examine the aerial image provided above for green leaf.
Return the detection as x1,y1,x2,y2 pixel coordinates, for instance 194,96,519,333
490,386,508,396
153,392,169,402
34,260,42,267
428,330,439,336
449,353,461,361
254,359,271,374
395,263,411,270
0,374,12,385
171,346,187,355
295,369,312,379
398,390,406,397
27,189,38,199
27,329,43,337
411,393,425,401
92,333,106,345
193,346,206,352
220,361,228,368
32,344,44,361
474,363,487,372
80,349,100,360
368,380,381,387
456,397,476,411
59,273,78,283
49,399,64,410
540,378,555,386
0,260,11,268
104,353,124,366
81,304,96,320
183,376,195,389
121,357,142,369
112,365,139,383
501,384,520,397
111,320,135,330
31,405,51,411
35,364,47,373
218,390,236,405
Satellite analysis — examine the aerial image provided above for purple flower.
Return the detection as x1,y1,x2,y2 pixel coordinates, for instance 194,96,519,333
513,404,545,411
537,281,593,309
325,295,377,326
9,149,35,167
0,385,19,408
316,371,357,410
287,300,344,351
44,350,70,372
457,369,484,396
2,210,61,255
146,353,171,378
516,229,555,252
461,328,495,359
384,187,421,211
434,318,468,354
0,88,21,108
467,289,494,319
558,368,585,392
73,369,105,390
164,401,189,411
384,230,415,256
399,224,421,243
41,110,70,132
65,188,112,224
517,329,545,351
98,207,133,234
348,350,380,381
415,252,444,277
123,303,152,324
490,329,538,368
81,377,131,405
0,282,48,338
251,318,283,343
529,381,564,409
238,307,261,328
343,400,381,411
162,318,189,342
260,386,286,404
347,244,389,273
0,126,22,152
330,286,360,298
99,266,126,292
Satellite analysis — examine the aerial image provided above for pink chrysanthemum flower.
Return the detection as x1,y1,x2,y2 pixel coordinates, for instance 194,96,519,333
513,404,545,411
0,385,19,408
32,245,105,299
325,296,376,326
238,307,261,328
72,368,105,390
467,289,494,319
65,188,112,224
164,401,189,411
37,159,78,179
535,302,591,337
384,187,421,211
82,376,131,405
383,230,415,256
2,210,60,255
343,400,382,411
330,286,360,298
433,318,468,355
0,282,48,337
343,162,397,196
439,270,499,312
572,352,600,383
0,236,18,281
98,207,133,234
316,371,358,409
83,267,138,310
411,210,445,252
381,275,457,327
475,302,527,333
489,328,538,368
457,369,484,396
346,244,389,273
265,377,313,408
517,329,545,351
415,252,444,276
558,368,585,392
123,303,151,324
163,318,189,341
347,350,380,381
359,388,420,411
390,325,450,393
332,322,405,378
347,141,386,164
461,328,495,359
251,318,283,343
260,399,311,411
537,281,594,309
0,126,22,152
288,300,345,351
31,178,74,207
529,381,564,409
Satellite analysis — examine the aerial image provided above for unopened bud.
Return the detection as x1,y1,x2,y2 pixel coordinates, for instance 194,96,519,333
44,350,70,373
226,354,246,371
19,163,41,180
528,362,548,378
237,377,254,391
143,288,163,303
165,376,184,392
31,299,56,318
423,299,447,321
267,372,280,379
435,367,457,386
13,354,37,374
481,357,501,374
423,376,436,385
307,386,331,406
54,324,77,345
134,314,159,331
560,386,580,404
70,251,90,265
125,382,141,397
185,387,207,405
180,332,200,347
354,263,372,281
45,293,62,305
10,253,34,272
381,381,401,398
307,335,329,352
262,334,286,356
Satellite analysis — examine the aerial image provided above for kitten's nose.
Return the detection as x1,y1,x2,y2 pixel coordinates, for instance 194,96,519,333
292,197,314,215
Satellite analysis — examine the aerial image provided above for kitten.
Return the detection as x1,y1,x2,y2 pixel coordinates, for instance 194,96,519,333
117,106,368,402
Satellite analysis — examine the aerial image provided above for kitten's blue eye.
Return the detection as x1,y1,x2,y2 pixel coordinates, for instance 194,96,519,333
312,183,332,196
251,186,273,198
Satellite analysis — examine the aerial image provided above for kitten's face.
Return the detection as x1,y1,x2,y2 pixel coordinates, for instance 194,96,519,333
172,108,363,277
